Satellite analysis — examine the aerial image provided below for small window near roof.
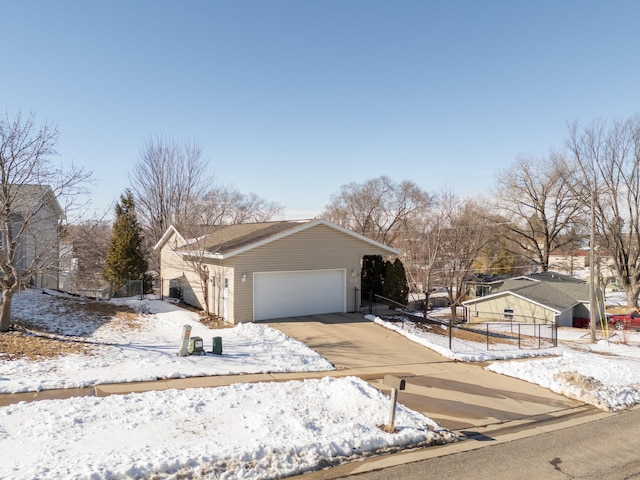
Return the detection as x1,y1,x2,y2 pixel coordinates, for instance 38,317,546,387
475,285,491,297
504,308,514,320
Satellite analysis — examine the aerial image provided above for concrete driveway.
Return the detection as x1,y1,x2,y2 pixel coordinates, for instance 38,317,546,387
268,313,594,432
268,312,447,369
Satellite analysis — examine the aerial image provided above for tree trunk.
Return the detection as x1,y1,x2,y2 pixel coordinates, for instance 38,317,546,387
625,284,640,308
0,290,14,332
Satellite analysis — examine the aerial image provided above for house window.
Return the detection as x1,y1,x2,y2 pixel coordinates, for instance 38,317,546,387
475,285,491,297
504,308,514,321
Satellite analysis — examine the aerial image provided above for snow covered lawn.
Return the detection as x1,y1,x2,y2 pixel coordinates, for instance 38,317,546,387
1,290,334,393
0,290,456,479
373,313,640,412
0,376,455,479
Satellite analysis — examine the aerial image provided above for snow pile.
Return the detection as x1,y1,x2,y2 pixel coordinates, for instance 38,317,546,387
0,377,456,479
487,351,640,411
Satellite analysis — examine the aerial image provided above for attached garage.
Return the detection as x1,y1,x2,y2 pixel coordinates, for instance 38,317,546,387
254,269,346,321
156,219,401,324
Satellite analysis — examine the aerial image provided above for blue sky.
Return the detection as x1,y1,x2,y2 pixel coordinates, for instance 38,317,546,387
3,1,639,219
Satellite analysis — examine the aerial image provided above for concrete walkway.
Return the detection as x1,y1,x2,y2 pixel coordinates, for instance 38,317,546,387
268,313,585,430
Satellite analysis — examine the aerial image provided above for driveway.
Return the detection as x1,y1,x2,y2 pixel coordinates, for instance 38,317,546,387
267,313,447,368
268,313,593,432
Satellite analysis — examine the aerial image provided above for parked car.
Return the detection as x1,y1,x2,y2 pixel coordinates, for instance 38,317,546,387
608,310,640,330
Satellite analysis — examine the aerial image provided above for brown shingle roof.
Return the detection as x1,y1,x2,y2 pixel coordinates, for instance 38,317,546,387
182,221,309,255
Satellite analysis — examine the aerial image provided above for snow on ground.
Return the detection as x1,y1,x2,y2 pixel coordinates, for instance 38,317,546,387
1,290,334,393
0,376,455,480
6,288,640,478
372,308,640,412
369,314,561,362
0,290,456,479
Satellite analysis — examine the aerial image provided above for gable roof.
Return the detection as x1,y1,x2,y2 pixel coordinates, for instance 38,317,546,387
4,184,64,219
154,218,402,259
463,272,591,313
510,271,586,284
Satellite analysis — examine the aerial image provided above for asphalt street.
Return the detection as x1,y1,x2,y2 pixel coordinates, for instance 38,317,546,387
341,406,640,480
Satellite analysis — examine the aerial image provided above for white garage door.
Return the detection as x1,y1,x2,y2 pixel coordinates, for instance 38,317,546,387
254,269,346,321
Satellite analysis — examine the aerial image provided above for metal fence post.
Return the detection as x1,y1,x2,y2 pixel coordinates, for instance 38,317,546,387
538,324,541,349
518,323,521,349
485,323,489,350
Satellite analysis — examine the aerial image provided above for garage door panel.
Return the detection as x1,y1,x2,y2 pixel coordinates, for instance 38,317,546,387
254,269,345,321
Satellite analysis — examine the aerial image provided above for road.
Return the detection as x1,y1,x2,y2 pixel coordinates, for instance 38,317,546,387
343,406,640,480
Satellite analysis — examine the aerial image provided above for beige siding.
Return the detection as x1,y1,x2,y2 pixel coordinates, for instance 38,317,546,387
161,224,398,324
159,232,205,309
231,224,394,323
467,294,557,324
206,261,235,322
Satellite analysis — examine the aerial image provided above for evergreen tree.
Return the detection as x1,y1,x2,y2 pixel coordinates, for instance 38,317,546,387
102,190,148,292
382,258,410,305
361,255,385,299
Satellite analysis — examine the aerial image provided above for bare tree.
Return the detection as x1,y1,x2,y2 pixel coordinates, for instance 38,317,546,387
0,111,91,331
323,176,434,245
397,196,444,301
60,218,112,296
567,116,640,307
199,186,283,225
432,194,491,319
129,135,212,268
491,152,586,271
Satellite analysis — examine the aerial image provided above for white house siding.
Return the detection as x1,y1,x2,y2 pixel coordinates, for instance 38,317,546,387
467,295,557,324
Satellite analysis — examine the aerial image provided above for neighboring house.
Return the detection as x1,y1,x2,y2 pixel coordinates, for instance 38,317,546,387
2,184,63,289
462,272,605,327
548,249,618,286
155,219,401,323
464,273,512,299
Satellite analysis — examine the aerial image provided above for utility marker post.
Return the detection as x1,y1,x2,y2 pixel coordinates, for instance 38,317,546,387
178,325,192,356
383,374,406,431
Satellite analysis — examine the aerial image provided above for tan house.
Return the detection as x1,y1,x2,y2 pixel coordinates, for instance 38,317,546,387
155,219,401,323
462,272,604,327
